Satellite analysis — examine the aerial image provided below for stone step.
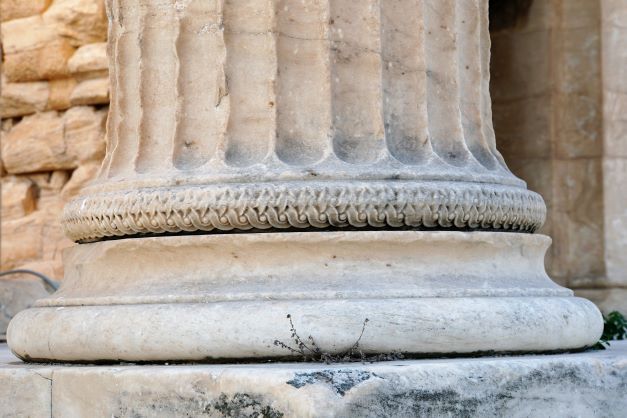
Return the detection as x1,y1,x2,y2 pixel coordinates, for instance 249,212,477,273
1,342,626,417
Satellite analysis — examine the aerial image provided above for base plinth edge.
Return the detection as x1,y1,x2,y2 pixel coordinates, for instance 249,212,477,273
1,343,626,417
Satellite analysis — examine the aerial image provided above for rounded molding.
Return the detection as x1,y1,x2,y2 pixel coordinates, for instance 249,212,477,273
8,231,602,362
62,180,546,242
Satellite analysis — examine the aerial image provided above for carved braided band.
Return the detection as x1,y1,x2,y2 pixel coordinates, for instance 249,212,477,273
62,180,546,242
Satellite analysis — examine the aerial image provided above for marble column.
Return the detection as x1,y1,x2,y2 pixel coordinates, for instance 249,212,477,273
8,0,602,362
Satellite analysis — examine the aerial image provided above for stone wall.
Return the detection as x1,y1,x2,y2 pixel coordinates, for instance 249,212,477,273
1,0,108,280
490,0,627,313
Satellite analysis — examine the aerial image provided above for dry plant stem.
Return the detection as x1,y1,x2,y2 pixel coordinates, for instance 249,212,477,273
274,315,372,363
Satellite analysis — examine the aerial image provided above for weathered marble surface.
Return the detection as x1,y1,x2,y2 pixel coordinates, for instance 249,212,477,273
62,0,545,242
7,0,603,362
1,342,626,417
8,231,602,362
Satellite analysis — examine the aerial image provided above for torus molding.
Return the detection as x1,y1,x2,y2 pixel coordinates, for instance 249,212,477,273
62,181,546,242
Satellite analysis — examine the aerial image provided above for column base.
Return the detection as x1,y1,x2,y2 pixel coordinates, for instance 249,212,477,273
8,231,602,362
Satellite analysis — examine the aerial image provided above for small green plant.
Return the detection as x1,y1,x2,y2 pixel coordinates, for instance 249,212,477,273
594,311,627,350
273,314,403,363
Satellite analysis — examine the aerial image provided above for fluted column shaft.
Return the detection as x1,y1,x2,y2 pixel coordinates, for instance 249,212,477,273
64,0,545,242
9,0,604,363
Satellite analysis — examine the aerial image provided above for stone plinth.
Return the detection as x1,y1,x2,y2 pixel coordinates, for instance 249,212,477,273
1,343,627,417
7,0,603,361
9,231,600,362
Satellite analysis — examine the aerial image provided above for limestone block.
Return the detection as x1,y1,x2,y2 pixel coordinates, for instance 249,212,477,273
561,0,601,30
0,79,49,118
490,29,551,102
27,171,70,197
603,158,627,284
68,42,108,74
493,96,552,159
42,0,107,47
0,361,52,418
0,176,37,220
0,0,51,22
47,78,77,110
604,91,627,157
62,106,107,163
602,26,627,94
0,78,89,118
47,170,72,192
603,0,627,27
70,77,109,106
2,107,107,174
553,26,602,159
1,16,75,82
41,215,73,279
1,111,73,173
61,162,101,200
553,159,605,282
0,213,44,271
554,92,602,159
2,15,57,55
0,343,617,417
38,176,71,208
0,184,72,277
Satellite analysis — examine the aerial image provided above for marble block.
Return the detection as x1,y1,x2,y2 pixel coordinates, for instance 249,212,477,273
1,342,626,417
8,231,602,362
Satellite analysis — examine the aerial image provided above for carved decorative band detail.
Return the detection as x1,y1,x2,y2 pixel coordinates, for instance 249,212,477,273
62,181,546,242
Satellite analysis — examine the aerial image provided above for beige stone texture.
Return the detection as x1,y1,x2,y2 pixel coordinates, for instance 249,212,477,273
68,42,108,74
0,77,109,118
603,158,627,285
1,15,75,82
1,111,72,173
69,77,109,105
63,105,107,163
0,0,111,291
604,91,627,157
0,213,45,271
47,78,77,110
0,79,49,118
0,176,37,220
1,188,70,278
2,40,75,82
0,0,51,22
2,107,106,174
552,159,606,282
61,162,100,200
42,0,107,47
